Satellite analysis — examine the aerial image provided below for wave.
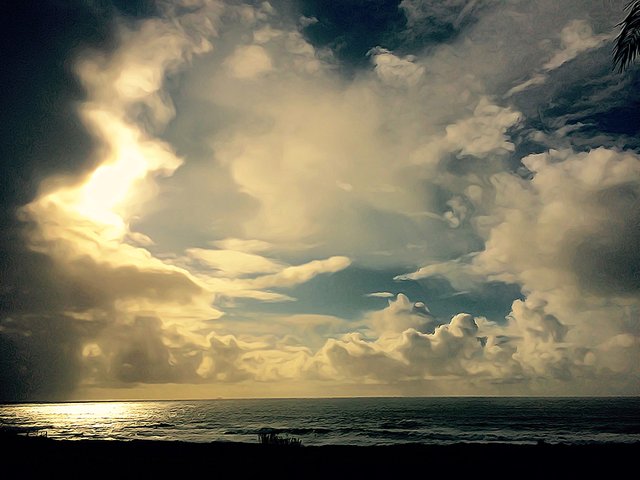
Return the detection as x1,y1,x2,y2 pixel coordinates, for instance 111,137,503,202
125,422,175,429
225,427,334,436
2,397,638,446
379,420,422,429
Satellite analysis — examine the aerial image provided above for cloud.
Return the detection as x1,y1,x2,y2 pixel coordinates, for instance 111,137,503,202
253,25,283,44
543,19,612,71
224,44,273,78
185,255,352,302
367,293,433,335
186,248,285,276
443,98,522,157
313,296,507,385
399,0,488,34
475,147,640,295
394,255,483,291
212,238,274,253
506,19,613,97
1,1,226,399
20,2,222,255
365,292,395,298
251,256,352,289
505,74,547,97
3,0,638,400
309,289,635,393
401,147,640,392
369,47,424,87
299,16,318,28
0,314,91,401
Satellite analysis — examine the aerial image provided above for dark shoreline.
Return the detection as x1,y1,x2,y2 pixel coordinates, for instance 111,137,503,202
2,434,638,476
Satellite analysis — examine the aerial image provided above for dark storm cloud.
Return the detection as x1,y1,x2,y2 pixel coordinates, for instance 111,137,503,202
0,314,95,402
0,1,158,401
101,316,186,384
570,182,640,295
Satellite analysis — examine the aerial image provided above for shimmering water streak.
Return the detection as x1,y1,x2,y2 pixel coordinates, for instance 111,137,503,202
1,397,638,446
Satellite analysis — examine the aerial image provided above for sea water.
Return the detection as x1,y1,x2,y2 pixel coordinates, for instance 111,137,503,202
1,397,638,446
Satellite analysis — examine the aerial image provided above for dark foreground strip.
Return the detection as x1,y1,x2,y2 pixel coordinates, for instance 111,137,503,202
1,433,637,477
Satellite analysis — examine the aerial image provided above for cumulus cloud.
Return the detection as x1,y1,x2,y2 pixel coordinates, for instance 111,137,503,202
369,47,424,87
314,296,513,387
443,98,522,157
367,293,434,335
401,147,640,393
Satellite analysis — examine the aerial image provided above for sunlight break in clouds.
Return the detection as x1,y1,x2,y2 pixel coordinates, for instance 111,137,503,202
7,0,639,400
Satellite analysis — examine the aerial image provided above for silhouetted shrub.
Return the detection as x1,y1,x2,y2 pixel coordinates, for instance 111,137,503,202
257,432,302,447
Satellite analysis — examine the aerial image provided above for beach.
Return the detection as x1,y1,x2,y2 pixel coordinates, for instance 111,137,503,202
2,433,637,477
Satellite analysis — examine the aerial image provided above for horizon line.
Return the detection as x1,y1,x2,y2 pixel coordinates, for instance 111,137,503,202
2,394,639,405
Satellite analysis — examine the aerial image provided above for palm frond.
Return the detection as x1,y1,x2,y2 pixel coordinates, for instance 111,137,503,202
614,0,640,72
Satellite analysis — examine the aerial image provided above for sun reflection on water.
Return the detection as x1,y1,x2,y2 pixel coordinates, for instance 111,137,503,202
29,402,133,419
0,401,164,440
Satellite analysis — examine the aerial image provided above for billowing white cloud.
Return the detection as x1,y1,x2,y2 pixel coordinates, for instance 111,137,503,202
401,147,640,393
367,293,433,335
313,296,517,387
369,47,425,87
443,98,521,157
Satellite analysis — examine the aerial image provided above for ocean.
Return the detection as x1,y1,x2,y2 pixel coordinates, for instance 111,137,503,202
1,397,638,446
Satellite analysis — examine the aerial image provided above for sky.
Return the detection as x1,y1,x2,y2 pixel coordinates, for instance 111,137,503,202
1,0,639,402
